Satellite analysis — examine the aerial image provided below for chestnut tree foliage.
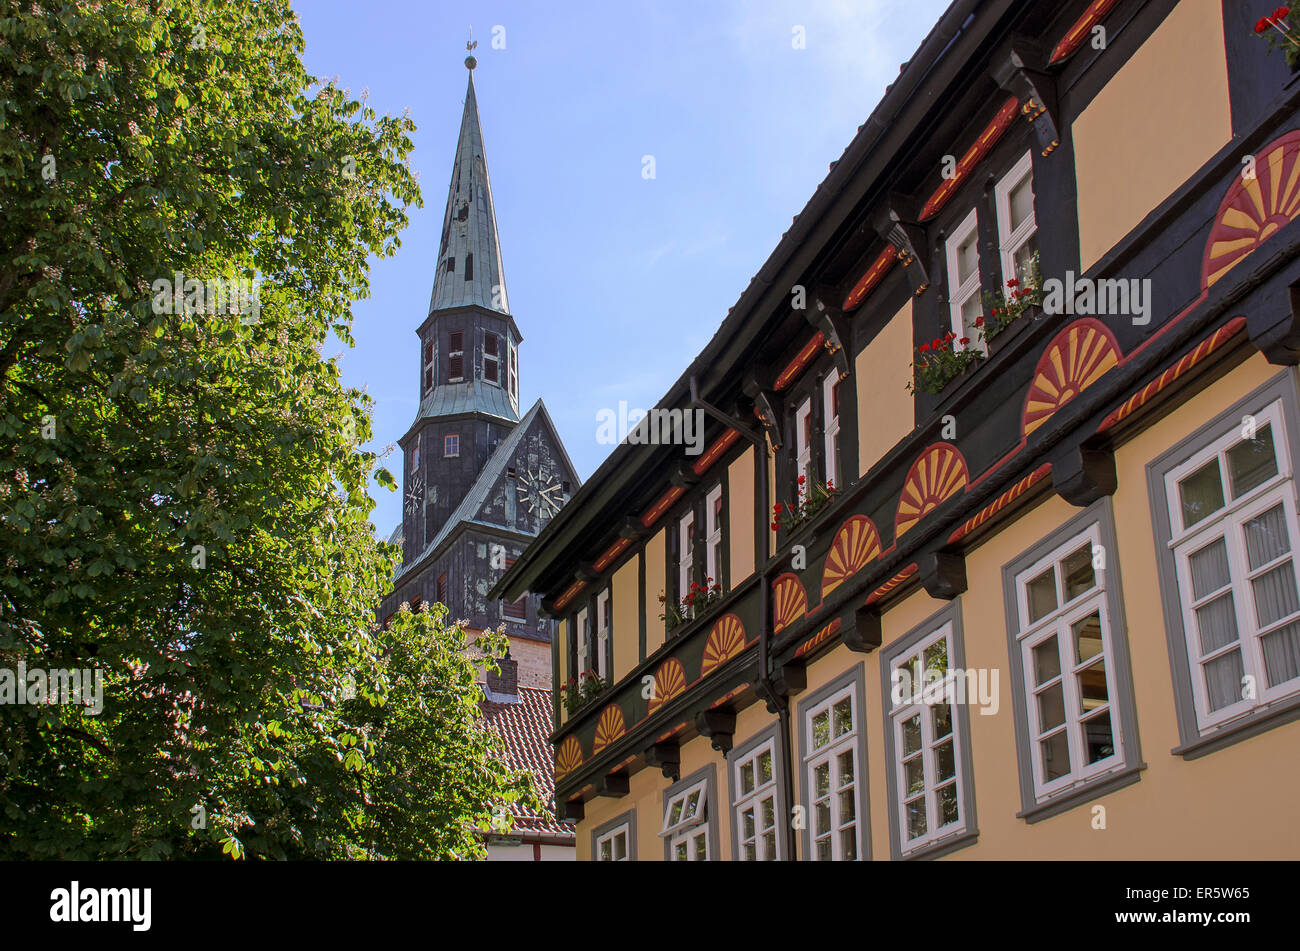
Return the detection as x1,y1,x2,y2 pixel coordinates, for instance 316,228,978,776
0,0,535,858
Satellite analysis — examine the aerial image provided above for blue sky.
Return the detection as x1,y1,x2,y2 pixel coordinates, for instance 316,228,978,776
295,0,950,536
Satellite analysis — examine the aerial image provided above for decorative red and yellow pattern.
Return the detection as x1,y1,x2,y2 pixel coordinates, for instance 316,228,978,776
894,443,969,538
553,578,586,611
821,515,883,598
1022,319,1121,436
865,564,919,606
842,245,899,312
1049,0,1121,64
794,618,843,659
647,658,687,714
555,735,583,778
772,572,808,634
593,536,631,573
640,485,685,528
692,428,741,475
709,685,750,709
1099,317,1249,432
919,97,1020,221
592,704,627,755
1203,130,1300,288
774,332,826,391
700,613,747,676
948,463,1052,544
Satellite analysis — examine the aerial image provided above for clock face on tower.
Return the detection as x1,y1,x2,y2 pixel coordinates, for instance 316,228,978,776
516,469,563,518
405,474,424,516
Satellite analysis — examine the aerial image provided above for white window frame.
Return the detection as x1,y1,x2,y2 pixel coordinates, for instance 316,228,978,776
595,589,609,680
595,823,630,862
1163,398,1300,732
575,606,589,675
945,207,983,352
733,738,780,861
994,150,1037,286
508,339,519,407
822,372,841,491
705,483,723,589
803,683,862,860
443,433,459,458
795,397,812,493
888,621,970,855
678,510,695,601
1014,521,1123,800
661,779,710,861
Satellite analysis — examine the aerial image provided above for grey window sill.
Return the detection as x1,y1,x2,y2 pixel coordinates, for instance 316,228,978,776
1017,761,1145,825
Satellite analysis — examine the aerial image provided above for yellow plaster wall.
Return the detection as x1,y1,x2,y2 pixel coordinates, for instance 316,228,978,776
728,447,756,585
857,298,916,477
1073,0,1231,270
644,528,667,656
611,555,640,682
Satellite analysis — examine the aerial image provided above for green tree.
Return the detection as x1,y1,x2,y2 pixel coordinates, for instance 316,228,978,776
0,0,529,858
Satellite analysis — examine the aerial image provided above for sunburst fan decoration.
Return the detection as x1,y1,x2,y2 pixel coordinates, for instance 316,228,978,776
821,515,882,598
1022,319,1120,436
647,658,687,714
1204,130,1300,288
701,614,747,676
592,704,626,755
555,735,583,778
772,573,808,634
895,443,969,538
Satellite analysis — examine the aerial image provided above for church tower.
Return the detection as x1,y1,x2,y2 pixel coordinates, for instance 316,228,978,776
381,49,579,700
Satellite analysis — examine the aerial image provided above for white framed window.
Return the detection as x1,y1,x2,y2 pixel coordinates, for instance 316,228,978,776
888,622,969,854
595,589,610,680
945,207,982,351
1014,522,1121,799
822,372,841,490
677,510,695,602
595,823,630,862
662,779,710,861
483,332,500,384
443,433,459,457
575,606,589,675
1164,399,1300,731
705,483,723,590
994,150,1038,287
804,684,861,860
733,739,779,861
795,397,812,493
508,340,519,407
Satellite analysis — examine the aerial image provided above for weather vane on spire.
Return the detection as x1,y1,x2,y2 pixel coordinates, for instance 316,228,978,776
465,28,478,70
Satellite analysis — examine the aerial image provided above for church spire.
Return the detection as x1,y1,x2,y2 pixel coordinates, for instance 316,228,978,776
428,46,511,316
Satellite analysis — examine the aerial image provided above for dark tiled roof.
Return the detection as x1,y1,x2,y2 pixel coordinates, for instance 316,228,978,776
480,684,576,839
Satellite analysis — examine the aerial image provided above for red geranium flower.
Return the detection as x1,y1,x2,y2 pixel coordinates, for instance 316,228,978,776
770,521,779,531
920,343,931,353
1275,7,1290,19
797,475,806,485
773,502,783,513
1005,278,1019,288
975,316,985,327
932,337,942,349
959,337,970,346
1258,16,1272,32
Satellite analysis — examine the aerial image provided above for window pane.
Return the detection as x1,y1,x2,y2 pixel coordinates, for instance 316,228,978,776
833,698,853,738
1008,172,1034,231
758,750,773,785
901,713,922,756
740,762,754,795
839,789,855,824
816,838,831,861
1037,682,1067,731
815,801,830,836
1027,568,1058,623
959,293,981,330
1195,593,1239,656
600,840,611,861
1033,635,1062,685
695,833,707,861
744,842,756,862
1062,545,1096,601
904,754,925,797
840,828,857,860
614,833,626,860
957,234,979,284
837,750,854,789
1073,612,1105,665
1227,424,1278,499
1261,622,1300,688
1188,537,1232,600
924,638,948,678
1040,730,1070,782
935,739,956,783
1244,503,1292,570
932,702,952,740
812,711,830,749
675,841,687,862
1012,234,1038,285
814,762,830,799
763,832,776,860
1077,658,1109,712
1180,460,1225,528
906,799,927,840
1082,708,1115,764
938,781,960,828
1252,562,1300,628
668,800,683,826
1204,649,1245,711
